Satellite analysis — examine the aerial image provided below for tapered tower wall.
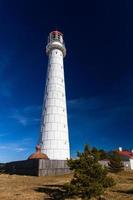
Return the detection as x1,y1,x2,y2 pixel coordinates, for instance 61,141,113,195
40,31,70,160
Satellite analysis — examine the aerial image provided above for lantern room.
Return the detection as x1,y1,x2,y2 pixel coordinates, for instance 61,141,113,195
46,30,66,57
48,30,64,44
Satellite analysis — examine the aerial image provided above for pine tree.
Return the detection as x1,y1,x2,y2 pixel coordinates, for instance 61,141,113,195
91,147,108,160
99,149,108,160
64,145,115,200
108,151,124,173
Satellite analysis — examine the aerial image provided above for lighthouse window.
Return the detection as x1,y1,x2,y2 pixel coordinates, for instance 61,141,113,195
53,34,56,39
56,51,57,54
64,124,66,128
62,93,64,97
63,108,65,112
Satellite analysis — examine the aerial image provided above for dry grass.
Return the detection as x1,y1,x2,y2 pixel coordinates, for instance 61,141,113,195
105,171,133,200
0,173,73,200
0,171,133,199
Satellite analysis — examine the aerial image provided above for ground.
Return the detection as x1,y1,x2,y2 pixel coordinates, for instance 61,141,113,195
0,171,133,200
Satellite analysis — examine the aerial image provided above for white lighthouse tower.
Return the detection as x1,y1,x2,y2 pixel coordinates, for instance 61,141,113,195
40,30,70,160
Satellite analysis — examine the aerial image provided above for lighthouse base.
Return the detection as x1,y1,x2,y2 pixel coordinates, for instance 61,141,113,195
38,159,70,176
4,159,70,176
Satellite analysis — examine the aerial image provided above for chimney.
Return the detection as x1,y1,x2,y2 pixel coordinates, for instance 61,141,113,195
119,147,122,152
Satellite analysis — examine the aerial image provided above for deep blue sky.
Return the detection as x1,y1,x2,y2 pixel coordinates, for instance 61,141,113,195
0,0,132,162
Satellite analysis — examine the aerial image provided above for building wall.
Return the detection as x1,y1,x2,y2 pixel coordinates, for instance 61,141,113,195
130,159,133,170
123,161,131,170
99,160,132,170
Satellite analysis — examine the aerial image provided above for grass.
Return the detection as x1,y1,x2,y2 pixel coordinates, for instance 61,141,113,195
105,171,133,200
0,171,133,199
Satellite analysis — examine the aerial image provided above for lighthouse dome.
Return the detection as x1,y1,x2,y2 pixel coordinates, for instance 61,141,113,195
28,145,49,160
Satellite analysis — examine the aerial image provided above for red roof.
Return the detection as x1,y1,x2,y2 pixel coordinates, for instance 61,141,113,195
51,30,63,35
118,151,133,158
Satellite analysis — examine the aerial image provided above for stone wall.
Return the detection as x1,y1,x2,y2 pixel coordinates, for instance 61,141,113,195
38,159,70,176
5,160,39,176
0,163,6,173
3,159,70,176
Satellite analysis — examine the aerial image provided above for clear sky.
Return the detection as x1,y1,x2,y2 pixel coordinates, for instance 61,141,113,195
0,1,132,162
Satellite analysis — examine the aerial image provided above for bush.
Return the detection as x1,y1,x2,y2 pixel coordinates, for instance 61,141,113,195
108,151,124,173
64,145,115,199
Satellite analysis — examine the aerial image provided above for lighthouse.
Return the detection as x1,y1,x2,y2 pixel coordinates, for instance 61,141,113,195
40,30,70,160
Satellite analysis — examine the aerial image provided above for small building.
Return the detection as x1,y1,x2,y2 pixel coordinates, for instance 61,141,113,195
117,147,133,170
100,147,133,170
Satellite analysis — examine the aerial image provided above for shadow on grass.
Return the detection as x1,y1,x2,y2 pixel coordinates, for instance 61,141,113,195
128,178,133,181
35,186,107,200
34,185,68,200
115,189,133,195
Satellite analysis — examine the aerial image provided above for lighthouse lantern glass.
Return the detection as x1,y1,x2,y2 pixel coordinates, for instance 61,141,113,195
49,31,63,44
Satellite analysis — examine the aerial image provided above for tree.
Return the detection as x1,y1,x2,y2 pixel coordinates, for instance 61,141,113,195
108,151,124,173
91,147,108,160
98,149,108,160
91,147,100,159
65,145,115,200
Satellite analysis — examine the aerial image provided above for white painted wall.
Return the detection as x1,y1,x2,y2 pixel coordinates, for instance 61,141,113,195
40,37,70,160
130,159,133,170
